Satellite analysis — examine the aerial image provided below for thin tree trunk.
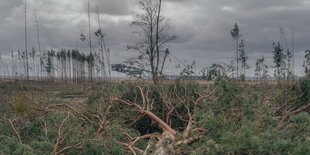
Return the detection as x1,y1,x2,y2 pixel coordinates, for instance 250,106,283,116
107,48,111,81
291,26,295,76
160,49,168,74
87,0,93,82
96,8,106,80
34,10,42,80
24,0,29,80
155,0,162,84
236,39,239,79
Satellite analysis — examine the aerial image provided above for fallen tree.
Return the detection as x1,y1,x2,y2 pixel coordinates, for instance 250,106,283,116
109,85,213,154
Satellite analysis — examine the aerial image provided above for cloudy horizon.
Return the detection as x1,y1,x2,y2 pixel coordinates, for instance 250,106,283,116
1,0,310,77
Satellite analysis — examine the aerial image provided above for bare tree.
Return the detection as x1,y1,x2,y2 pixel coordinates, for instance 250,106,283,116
128,0,176,84
94,7,111,81
231,23,241,79
87,0,93,81
34,10,43,78
24,0,29,79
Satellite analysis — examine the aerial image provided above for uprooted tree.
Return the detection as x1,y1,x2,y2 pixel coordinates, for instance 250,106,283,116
109,83,214,154
128,0,176,84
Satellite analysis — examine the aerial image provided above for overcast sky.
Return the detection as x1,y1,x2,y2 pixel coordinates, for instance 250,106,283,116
1,0,310,76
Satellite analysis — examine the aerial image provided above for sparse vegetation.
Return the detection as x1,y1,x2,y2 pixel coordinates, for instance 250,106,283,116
0,78,309,154
1,0,310,154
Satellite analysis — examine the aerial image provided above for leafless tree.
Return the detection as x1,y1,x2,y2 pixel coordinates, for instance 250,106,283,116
128,0,176,84
24,0,29,79
231,23,241,79
34,10,43,78
87,0,93,81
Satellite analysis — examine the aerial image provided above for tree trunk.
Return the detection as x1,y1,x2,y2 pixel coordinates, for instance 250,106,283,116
236,39,239,79
155,0,162,83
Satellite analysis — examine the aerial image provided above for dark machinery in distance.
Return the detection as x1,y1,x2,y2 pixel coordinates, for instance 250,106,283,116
111,64,151,79
111,64,205,80
111,48,205,80
112,48,170,79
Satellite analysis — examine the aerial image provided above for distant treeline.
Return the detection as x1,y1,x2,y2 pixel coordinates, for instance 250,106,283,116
0,49,109,82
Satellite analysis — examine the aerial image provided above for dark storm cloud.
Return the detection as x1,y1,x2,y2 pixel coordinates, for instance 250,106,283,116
1,0,310,76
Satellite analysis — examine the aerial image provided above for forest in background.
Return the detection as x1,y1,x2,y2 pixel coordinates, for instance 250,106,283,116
0,0,310,83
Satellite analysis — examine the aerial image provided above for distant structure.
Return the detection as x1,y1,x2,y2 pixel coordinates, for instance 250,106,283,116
111,64,151,79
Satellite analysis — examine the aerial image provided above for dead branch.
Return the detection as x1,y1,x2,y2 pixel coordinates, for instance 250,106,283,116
54,112,70,155
47,104,92,123
56,139,94,155
278,103,310,129
138,86,146,108
175,135,204,146
94,104,112,139
183,89,215,139
128,113,146,127
166,108,174,126
192,128,208,133
292,103,310,114
194,88,216,107
110,97,176,136
25,95,46,111
8,117,22,144
183,104,193,140
40,118,48,137
122,133,161,155
145,110,176,136
130,134,159,147
117,141,144,155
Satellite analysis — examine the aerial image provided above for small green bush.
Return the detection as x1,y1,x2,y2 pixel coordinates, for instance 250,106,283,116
11,92,35,116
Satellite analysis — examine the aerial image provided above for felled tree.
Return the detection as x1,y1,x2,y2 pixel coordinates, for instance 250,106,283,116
110,84,213,154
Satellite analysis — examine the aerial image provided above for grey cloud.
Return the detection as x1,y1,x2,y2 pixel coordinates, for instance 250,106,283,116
83,0,133,16
0,0,22,18
1,0,310,76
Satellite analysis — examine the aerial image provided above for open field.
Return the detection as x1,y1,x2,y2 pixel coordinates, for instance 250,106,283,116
0,78,309,154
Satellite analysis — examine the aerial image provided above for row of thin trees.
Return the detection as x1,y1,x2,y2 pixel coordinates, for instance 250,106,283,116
1,0,310,83
0,0,111,82
0,48,108,82
203,23,310,81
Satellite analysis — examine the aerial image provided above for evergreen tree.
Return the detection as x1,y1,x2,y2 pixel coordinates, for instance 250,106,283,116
238,40,249,80
272,42,286,80
255,56,269,81
231,23,241,79
46,50,55,78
